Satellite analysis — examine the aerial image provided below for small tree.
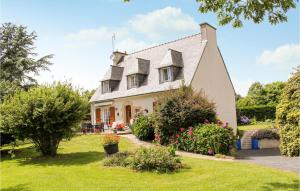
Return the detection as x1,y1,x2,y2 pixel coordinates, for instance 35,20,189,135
0,82,87,156
155,85,216,145
276,66,300,156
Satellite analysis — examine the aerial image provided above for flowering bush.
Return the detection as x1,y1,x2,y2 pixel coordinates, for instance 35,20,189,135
116,123,125,131
239,116,251,125
155,85,216,145
102,134,120,146
176,123,235,155
252,129,280,140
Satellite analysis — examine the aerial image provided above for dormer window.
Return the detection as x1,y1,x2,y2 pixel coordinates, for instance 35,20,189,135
128,75,138,89
161,67,173,82
102,81,110,93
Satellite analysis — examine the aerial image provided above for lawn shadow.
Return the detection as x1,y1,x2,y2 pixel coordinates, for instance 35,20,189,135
261,180,300,191
1,184,30,191
19,151,105,166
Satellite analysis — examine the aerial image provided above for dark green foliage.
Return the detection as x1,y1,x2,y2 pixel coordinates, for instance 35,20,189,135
0,133,15,146
103,152,132,167
155,85,216,145
0,83,86,156
131,146,182,173
252,129,280,140
81,89,96,121
0,23,53,101
237,105,276,121
132,113,154,141
237,81,286,107
177,124,234,155
276,66,300,156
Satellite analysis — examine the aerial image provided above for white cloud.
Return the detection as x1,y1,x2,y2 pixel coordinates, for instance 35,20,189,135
256,44,300,69
129,6,198,38
232,78,254,96
65,27,128,45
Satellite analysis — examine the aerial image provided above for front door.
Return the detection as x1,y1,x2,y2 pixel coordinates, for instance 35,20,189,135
109,107,115,126
95,108,101,124
125,105,131,124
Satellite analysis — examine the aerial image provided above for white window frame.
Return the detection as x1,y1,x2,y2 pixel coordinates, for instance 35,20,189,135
128,75,138,89
102,81,110,93
161,67,173,82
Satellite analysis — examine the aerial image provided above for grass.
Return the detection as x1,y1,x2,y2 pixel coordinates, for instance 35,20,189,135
1,135,299,191
238,121,275,131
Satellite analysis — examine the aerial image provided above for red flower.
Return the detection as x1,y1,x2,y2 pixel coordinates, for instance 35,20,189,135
180,128,185,132
175,134,179,138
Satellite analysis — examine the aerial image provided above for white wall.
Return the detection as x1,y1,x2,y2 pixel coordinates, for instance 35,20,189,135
191,24,237,133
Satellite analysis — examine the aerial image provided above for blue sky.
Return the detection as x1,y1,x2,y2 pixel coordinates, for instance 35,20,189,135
1,0,299,96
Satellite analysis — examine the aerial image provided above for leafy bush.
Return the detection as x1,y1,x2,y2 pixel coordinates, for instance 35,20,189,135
155,85,216,144
276,66,300,156
102,134,120,146
103,152,132,167
278,124,300,157
237,105,276,121
131,146,182,173
252,129,279,140
177,124,234,155
0,83,86,156
132,113,154,141
0,133,15,146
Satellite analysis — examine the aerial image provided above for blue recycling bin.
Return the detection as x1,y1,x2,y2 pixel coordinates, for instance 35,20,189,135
251,139,259,150
236,139,241,150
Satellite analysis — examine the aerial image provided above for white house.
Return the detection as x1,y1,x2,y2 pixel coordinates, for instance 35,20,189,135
90,23,237,133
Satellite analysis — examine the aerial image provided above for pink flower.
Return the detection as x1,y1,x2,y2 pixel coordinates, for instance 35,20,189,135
222,122,229,128
175,134,179,138
180,128,185,132
175,140,179,144
204,119,210,124
188,127,193,135
208,149,214,155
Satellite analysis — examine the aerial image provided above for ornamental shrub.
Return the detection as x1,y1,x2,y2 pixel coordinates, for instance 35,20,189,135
103,152,132,167
237,105,276,121
177,124,234,155
0,82,86,156
131,146,182,173
155,85,216,145
251,129,279,140
132,113,155,141
276,66,300,156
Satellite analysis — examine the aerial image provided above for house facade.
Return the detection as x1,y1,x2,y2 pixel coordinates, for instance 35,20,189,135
90,23,237,133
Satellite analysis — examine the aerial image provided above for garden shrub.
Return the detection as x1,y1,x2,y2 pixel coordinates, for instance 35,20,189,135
276,66,300,156
131,146,182,173
237,105,276,121
155,85,216,144
177,124,234,155
132,113,154,141
103,152,132,167
251,129,279,140
0,82,86,156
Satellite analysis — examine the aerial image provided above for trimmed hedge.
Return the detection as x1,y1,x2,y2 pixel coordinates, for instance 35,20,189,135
132,114,155,141
252,129,280,140
237,105,276,121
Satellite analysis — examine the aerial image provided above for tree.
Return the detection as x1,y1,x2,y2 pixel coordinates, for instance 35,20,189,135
0,83,87,156
81,89,96,121
276,66,300,156
124,0,297,27
0,23,53,101
237,81,286,107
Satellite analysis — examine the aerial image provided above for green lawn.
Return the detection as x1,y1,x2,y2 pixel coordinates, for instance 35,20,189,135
1,135,299,191
238,121,275,131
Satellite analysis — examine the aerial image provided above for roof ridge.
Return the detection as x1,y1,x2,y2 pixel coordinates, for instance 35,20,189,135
128,33,201,55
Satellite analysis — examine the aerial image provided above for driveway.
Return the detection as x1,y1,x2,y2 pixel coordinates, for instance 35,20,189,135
237,148,300,174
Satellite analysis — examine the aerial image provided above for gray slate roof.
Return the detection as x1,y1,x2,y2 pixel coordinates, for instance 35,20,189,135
91,33,207,102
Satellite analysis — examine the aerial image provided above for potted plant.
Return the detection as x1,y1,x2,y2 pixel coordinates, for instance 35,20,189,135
102,134,120,155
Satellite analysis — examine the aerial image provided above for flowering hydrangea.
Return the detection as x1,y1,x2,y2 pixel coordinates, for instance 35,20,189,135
239,116,250,125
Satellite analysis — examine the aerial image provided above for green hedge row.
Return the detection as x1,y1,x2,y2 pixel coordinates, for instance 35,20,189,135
237,105,276,121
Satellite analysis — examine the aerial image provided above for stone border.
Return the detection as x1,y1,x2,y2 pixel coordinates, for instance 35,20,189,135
120,134,234,161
